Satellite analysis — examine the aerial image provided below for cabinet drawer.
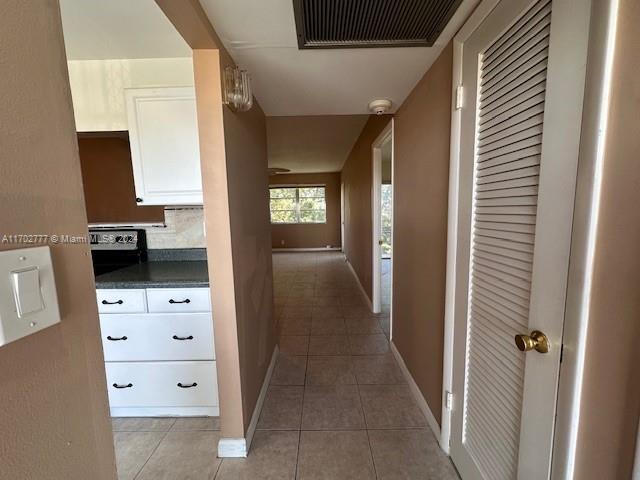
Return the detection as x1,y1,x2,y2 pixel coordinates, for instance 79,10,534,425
100,313,215,361
97,289,147,314
105,361,218,408
146,288,210,313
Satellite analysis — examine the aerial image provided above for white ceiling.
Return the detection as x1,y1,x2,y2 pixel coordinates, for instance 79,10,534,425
59,0,191,60
199,0,479,116
267,116,369,173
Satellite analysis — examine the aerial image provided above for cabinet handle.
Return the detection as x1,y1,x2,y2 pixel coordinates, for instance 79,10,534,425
136,197,143,203
112,383,133,389
177,382,198,388
169,298,191,304
102,299,124,305
172,335,194,341
107,335,128,341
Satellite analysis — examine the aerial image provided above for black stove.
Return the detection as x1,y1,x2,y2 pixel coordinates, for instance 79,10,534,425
90,228,147,276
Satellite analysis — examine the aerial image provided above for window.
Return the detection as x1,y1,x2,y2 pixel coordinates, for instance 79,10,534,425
270,186,326,224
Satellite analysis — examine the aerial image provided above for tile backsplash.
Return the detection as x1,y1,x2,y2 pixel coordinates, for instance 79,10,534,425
145,208,206,249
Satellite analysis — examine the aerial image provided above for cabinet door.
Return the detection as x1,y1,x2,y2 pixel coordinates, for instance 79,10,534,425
125,87,203,205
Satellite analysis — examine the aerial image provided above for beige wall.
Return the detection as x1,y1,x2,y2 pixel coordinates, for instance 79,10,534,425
222,94,276,434
270,172,342,249
574,0,640,476
157,0,276,439
341,116,392,298
391,43,453,425
0,1,116,478
341,46,453,425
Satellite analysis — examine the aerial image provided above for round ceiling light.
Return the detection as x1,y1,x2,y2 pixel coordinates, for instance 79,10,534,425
268,167,291,176
368,99,392,115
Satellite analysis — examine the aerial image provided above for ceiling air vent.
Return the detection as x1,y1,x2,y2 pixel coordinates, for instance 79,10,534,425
293,0,463,49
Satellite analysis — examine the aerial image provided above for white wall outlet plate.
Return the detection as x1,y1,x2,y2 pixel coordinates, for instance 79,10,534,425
0,246,61,346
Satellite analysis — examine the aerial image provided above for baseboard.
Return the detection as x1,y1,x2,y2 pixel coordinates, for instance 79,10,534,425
110,406,219,417
345,258,373,311
244,345,279,452
390,341,441,440
272,247,341,252
217,438,247,458
216,345,279,458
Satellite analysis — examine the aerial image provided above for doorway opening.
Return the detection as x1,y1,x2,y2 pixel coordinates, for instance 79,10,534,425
59,1,220,477
372,120,393,338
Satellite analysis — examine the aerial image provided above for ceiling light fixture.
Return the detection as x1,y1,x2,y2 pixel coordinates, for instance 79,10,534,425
223,66,253,112
268,167,291,176
368,99,392,115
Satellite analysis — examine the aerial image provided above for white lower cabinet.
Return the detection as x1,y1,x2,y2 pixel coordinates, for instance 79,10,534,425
99,287,218,417
97,289,147,314
146,287,211,313
100,312,215,362
106,361,218,409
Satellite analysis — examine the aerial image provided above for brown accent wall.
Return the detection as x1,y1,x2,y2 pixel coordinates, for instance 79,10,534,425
269,172,342,249
341,45,453,425
341,116,392,298
78,135,165,224
391,44,453,426
0,1,116,478
222,87,276,434
157,0,276,440
194,51,276,437
574,0,640,476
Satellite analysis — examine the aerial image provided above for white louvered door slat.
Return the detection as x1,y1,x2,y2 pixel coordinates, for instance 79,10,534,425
450,0,590,478
466,2,549,478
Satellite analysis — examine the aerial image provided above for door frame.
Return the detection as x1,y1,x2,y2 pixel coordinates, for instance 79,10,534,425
341,181,346,252
441,0,609,477
371,119,393,316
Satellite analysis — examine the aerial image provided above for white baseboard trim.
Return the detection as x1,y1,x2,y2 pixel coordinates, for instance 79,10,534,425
345,258,373,311
244,344,278,452
217,438,247,458
216,345,279,458
110,406,219,417
272,247,341,252
390,341,441,441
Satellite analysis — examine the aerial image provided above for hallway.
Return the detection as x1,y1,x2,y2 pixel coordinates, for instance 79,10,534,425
261,251,458,479
109,252,457,479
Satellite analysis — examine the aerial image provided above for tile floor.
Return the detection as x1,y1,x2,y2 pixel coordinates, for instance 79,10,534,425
112,252,459,479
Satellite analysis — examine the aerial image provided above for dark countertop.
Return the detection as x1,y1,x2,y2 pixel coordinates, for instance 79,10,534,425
95,261,209,289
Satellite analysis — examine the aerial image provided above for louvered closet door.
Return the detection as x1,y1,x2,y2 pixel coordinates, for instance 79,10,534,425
450,0,589,479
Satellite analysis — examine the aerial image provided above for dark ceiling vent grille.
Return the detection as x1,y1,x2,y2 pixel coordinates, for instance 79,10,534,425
293,0,463,49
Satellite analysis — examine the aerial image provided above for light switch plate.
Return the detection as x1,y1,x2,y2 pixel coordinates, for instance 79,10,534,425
0,246,61,346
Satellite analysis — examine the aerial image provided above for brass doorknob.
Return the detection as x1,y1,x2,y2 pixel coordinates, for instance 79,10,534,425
514,330,549,354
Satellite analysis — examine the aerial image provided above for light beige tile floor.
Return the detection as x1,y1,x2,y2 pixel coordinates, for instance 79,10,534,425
112,252,458,479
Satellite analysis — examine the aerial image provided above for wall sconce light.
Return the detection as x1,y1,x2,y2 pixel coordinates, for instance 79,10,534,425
223,66,253,112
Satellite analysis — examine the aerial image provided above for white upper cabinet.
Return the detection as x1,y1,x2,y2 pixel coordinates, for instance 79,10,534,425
125,87,203,205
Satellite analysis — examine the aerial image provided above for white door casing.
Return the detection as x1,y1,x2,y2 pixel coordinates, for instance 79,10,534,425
371,120,393,314
448,0,591,479
341,182,346,252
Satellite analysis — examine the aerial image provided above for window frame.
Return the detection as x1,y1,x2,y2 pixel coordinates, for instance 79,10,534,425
269,184,327,225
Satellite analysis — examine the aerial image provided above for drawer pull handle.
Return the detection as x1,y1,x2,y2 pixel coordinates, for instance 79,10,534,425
102,299,124,305
107,335,128,341
112,383,133,389
172,335,194,341
177,382,198,389
169,298,191,304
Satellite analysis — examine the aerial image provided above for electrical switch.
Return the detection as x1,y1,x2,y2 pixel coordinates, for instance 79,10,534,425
11,267,44,317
